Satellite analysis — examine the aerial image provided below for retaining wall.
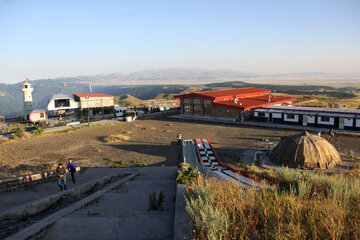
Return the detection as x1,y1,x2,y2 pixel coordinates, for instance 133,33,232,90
0,167,81,193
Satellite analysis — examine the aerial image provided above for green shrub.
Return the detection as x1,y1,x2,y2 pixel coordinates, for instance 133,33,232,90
13,127,25,138
35,127,44,135
275,166,303,183
148,191,166,211
175,163,198,184
56,121,67,127
80,115,86,123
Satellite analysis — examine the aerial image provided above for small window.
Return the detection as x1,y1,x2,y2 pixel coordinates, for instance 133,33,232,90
320,116,330,122
40,113,44,118
287,114,295,119
184,104,191,113
258,112,266,117
194,104,203,114
25,85,28,88
226,109,230,113
204,104,212,114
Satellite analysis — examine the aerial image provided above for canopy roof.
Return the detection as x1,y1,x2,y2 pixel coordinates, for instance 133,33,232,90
270,131,342,169
74,93,114,98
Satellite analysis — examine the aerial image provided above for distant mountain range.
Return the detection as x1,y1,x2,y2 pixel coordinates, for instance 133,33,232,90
0,68,359,117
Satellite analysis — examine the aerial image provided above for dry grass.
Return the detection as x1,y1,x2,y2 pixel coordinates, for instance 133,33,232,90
186,174,360,240
103,134,130,143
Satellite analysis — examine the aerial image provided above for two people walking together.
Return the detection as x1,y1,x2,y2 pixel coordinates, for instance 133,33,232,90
56,158,77,191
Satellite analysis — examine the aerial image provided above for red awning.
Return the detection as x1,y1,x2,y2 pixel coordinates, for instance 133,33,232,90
74,93,114,98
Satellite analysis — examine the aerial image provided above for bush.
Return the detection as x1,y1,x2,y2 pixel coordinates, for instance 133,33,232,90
275,166,303,183
13,127,25,138
35,127,44,135
175,163,198,184
56,121,67,127
186,178,360,240
106,158,147,168
148,191,166,211
95,113,101,121
103,134,130,143
80,115,86,123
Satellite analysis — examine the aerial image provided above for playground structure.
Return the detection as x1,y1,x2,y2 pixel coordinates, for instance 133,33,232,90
182,138,267,188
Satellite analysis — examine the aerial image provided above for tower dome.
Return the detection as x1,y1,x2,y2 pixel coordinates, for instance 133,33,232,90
270,131,342,169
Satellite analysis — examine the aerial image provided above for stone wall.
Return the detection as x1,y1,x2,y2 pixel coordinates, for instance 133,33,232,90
0,167,81,193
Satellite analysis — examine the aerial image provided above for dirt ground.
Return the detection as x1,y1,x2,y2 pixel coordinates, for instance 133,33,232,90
1,117,360,179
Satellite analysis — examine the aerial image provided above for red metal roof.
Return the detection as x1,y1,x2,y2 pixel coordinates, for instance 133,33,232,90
0,116,4,118
174,87,270,101
74,93,114,98
214,95,296,110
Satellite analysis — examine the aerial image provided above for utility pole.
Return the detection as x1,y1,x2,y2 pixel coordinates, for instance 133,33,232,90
86,97,91,127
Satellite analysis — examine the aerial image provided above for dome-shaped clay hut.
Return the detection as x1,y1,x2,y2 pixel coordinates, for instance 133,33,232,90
270,131,342,169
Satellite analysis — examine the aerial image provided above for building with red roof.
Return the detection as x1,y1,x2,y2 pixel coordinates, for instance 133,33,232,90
73,93,115,118
174,87,295,121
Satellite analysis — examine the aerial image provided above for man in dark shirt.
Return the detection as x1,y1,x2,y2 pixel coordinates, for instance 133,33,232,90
67,158,77,183
56,163,67,191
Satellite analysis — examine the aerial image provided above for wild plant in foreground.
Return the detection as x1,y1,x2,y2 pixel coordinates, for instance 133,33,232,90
186,177,360,240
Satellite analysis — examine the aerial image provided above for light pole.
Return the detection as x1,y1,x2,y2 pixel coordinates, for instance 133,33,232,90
86,97,91,127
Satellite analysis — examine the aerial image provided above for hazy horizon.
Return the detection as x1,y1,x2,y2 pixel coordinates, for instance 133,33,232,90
1,0,359,84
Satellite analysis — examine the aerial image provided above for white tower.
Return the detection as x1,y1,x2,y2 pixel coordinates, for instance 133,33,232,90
21,78,34,120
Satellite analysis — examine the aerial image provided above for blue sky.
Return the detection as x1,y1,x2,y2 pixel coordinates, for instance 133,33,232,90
0,0,359,83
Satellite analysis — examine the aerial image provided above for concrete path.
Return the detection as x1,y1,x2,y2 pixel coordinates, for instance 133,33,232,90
43,166,177,240
0,168,124,215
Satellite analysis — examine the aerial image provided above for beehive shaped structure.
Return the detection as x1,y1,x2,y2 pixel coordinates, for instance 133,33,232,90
270,131,342,169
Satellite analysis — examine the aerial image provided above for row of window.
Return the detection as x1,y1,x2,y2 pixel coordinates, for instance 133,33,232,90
257,112,331,122
183,104,212,114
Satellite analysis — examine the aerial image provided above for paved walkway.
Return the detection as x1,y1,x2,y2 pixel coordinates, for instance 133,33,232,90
43,166,177,240
0,168,125,215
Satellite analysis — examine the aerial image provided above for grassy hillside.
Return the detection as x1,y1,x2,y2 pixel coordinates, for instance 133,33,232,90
116,94,143,107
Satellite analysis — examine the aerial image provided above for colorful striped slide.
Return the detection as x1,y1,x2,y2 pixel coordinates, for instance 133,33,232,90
184,138,267,188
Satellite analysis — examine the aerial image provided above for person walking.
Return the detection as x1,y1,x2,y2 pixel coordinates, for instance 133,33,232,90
328,128,334,140
56,163,67,191
177,133,182,144
67,158,77,183
317,131,321,137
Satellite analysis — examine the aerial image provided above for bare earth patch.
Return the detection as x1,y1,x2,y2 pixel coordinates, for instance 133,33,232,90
103,134,130,143
0,116,359,179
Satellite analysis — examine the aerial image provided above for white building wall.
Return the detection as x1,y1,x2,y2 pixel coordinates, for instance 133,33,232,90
80,97,114,108
272,113,282,118
307,116,315,124
47,98,79,111
344,118,353,127
356,119,360,128
284,114,299,122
